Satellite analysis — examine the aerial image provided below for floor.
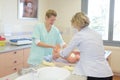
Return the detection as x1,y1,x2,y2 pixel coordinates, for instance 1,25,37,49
113,76,120,80
1,74,120,80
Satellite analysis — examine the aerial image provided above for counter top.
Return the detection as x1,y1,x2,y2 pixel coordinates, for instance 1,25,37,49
0,44,31,53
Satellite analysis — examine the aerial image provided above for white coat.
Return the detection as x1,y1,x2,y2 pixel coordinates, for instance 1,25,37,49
60,27,113,77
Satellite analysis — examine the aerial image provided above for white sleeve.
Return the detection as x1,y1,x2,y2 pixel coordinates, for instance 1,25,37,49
60,35,80,58
60,42,66,47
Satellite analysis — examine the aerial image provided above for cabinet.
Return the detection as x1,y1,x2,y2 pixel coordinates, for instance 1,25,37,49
0,48,30,77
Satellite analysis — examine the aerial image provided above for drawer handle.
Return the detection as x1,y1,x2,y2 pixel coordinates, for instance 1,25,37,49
14,68,17,71
14,61,17,63
14,52,17,54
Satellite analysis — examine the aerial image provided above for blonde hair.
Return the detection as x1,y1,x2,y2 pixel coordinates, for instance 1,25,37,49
46,9,57,18
71,12,90,29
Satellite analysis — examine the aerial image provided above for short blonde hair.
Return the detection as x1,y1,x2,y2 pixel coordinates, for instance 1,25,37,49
46,9,57,18
71,12,90,28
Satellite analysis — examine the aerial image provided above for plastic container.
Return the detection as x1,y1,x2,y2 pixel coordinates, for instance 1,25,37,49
0,36,6,46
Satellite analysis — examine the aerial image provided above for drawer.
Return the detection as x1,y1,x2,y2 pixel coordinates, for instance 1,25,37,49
0,64,23,77
3,50,23,59
23,48,30,68
0,54,5,68
0,57,23,68
0,66,5,78
0,50,23,59
0,50,24,68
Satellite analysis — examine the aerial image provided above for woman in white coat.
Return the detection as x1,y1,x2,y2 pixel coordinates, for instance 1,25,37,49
53,12,113,80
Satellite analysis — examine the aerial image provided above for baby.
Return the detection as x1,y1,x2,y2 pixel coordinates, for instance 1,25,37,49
53,46,80,63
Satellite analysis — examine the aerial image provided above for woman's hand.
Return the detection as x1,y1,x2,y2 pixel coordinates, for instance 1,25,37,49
52,52,60,60
52,48,60,60
62,44,67,48
52,46,61,60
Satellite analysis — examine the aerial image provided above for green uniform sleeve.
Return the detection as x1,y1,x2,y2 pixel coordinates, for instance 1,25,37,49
32,25,41,43
56,30,64,45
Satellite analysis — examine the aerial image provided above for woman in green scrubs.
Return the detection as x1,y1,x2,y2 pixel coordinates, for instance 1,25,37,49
28,10,65,65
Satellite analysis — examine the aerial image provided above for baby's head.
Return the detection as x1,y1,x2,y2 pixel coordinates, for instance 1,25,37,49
66,51,80,63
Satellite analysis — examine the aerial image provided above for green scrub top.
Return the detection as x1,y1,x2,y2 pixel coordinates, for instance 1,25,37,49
28,23,64,65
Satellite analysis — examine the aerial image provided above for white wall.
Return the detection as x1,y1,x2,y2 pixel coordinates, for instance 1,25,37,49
0,0,81,42
46,0,81,42
0,0,2,32
0,0,48,33
0,1,1,21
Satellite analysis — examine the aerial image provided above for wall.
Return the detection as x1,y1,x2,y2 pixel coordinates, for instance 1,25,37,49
0,0,48,33
0,0,81,41
0,1,1,20
105,46,120,75
46,0,81,43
